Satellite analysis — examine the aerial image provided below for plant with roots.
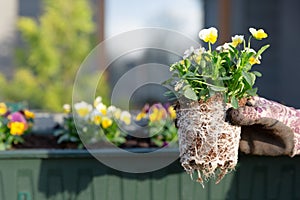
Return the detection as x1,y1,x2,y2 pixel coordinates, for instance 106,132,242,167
165,27,270,186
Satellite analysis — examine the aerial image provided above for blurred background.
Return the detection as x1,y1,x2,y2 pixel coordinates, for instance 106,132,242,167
0,0,299,111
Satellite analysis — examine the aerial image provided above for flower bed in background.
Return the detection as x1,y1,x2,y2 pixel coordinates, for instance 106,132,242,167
0,97,178,150
56,96,178,149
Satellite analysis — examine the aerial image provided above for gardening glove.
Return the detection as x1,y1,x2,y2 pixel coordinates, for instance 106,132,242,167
227,96,300,157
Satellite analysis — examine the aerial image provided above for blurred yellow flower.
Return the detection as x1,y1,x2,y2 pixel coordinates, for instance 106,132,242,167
168,106,176,119
136,112,146,121
149,107,166,122
74,101,92,117
231,35,244,47
249,28,268,40
96,103,107,116
63,104,71,114
8,122,27,135
198,27,218,44
0,103,7,115
120,111,131,125
93,115,102,125
249,56,261,65
194,55,202,64
101,117,113,129
24,110,35,119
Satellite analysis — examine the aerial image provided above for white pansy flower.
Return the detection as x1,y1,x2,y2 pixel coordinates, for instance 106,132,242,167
93,96,102,107
114,108,122,119
107,105,117,117
63,104,71,113
96,102,107,115
198,27,218,44
74,101,93,118
231,35,244,47
120,111,131,125
216,42,231,52
183,46,195,59
90,110,102,125
194,47,205,55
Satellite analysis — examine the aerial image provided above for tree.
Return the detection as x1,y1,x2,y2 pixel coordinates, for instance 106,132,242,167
0,0,109,111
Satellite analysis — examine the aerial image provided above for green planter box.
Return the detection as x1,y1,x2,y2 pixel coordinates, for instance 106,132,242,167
0,149,299,200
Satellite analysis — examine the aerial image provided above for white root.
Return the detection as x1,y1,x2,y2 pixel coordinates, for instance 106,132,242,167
177,95,241,185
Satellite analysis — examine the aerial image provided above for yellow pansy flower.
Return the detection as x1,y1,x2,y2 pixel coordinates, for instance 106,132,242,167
168,106,176,119
249,56,261,65
93,115,102,125
0,103,7,115
149,107,166,122
198,27,218,44
249,28,268,40
149,108,159,122
193,55,202,64
231,35,244,47
24,110,35,119
101,117,113,129
8,122,27,136
136,112,146,121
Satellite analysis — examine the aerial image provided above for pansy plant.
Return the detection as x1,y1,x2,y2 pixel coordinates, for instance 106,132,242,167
165,27,270,108
0,103,34,150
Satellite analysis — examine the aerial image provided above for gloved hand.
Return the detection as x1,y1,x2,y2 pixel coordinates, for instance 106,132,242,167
227,96,300,157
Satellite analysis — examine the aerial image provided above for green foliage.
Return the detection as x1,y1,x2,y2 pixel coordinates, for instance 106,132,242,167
0,0,109,111
54,113,83,149
149,118,178,147
166,28,270,108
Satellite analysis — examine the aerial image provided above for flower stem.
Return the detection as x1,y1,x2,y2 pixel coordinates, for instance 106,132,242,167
208,42,212,52
248,36,252,48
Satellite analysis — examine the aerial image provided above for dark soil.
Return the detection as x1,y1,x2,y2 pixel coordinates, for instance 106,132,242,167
13,134,79,149
12,134,158,149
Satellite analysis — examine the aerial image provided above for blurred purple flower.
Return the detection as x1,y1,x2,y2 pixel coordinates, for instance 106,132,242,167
9,112,27,123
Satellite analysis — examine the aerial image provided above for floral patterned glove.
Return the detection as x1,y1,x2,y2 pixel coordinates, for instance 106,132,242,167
227,96,300,157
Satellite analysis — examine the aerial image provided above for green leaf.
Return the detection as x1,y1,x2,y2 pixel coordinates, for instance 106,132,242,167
209,85,227,92
252,71,262,77
242,71,254,86
54,129,64,136
182,71,194,78
183,87,198,101
184,59,191,68
231,96,239,109
246,88,258,96
218,76,232,80
70,136,79,142
57,134,70,144
256,44,270,57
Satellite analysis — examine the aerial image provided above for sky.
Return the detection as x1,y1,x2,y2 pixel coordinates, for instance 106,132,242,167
105,0,204,40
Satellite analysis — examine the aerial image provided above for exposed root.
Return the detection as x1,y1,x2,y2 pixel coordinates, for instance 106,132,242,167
177,95,241,185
